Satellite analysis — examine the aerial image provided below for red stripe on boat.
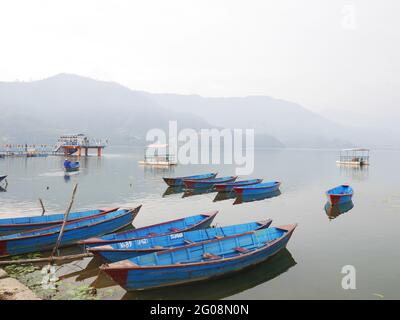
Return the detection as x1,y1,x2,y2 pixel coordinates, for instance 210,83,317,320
184,181,195,188
234,188,243,194
102,267,129,287
0,241,8,257
329,195,341,205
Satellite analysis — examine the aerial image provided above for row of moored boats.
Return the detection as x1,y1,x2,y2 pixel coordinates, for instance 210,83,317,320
0,172,353,291
163,173,281,195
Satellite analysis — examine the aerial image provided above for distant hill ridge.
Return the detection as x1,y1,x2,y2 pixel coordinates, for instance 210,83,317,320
0,73,352,148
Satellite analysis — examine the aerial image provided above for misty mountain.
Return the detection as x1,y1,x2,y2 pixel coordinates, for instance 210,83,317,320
0,73,355,148
152,94,353,148
0,74,211,145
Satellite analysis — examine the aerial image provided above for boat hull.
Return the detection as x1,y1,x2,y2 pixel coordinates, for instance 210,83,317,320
327,194,353,205
0,208,119,236
64,161,80,172
101,225,296,291
81,212,218,247
89,220,272,263
0,207,141,257
215,179,263,192
138,160,177,166
234,182,281,195
183,176,237,189
326,185,353,205
163,173,217,187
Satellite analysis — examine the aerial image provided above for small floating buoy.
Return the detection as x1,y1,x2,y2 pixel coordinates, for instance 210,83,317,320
46,186,49,190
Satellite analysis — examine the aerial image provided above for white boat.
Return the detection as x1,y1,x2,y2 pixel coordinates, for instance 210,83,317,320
336,148,369,166
138,144,177,167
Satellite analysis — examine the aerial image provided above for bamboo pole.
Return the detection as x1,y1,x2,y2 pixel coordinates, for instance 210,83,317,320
0,253,93,266
39,198,46,216
51,183,78,258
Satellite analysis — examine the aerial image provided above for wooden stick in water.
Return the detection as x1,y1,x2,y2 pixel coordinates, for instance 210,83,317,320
39,198,46,216
51,183,78,259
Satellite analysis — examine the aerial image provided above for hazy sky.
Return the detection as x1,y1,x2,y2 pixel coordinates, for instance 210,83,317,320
0,0,398,119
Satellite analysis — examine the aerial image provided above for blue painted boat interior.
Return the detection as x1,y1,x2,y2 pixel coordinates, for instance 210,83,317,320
237,181,279,189
129,227,286,267
180,173,216,180
92,213,214,243
0,209,130,240
64,160,80,169
218,179,260,186
326,185,353,195
0,209,104,226
191,176,236,183
103,221,270,251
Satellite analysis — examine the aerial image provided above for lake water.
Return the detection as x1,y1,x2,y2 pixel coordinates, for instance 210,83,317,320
0,147,399,300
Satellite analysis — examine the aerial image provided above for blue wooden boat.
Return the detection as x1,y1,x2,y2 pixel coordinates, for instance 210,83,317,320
183,176,238,189
163,173,217,187
0,175,7,183
0,207,141,258
0,208,119,236
64,159,80,172
100,224,297,290
215,179,263,192
80,211,218,247
89,219,272,263
326,185,353,205
233,181,281,195
126,249,296,300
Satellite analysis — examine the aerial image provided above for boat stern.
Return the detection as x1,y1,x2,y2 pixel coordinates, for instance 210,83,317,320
163,178,180,187
100,260,137,289
214,184,227,192
276,224,298,239
0,241,8,257
256,219,273,229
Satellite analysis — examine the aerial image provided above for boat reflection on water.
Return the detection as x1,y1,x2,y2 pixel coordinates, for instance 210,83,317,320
119,248,296,300
162,186,185,197
324,201,354,220
182,188,216,198
64,170,80,183
338,164,369,181
234,190,281,205
213,191,237,202
0,176,8,192
143,165,175,178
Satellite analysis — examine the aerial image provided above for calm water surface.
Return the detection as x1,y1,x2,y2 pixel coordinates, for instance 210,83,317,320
0,147,399,300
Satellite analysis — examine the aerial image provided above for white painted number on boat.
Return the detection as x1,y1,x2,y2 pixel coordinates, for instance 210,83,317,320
135,238,149,246
170,233,184,239
118,241,133,249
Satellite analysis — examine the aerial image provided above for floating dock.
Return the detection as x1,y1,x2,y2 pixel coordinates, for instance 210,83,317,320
0,134,108,157
54,134,108,157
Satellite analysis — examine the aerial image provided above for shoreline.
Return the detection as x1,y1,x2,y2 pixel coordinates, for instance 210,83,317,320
0,268,40,300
